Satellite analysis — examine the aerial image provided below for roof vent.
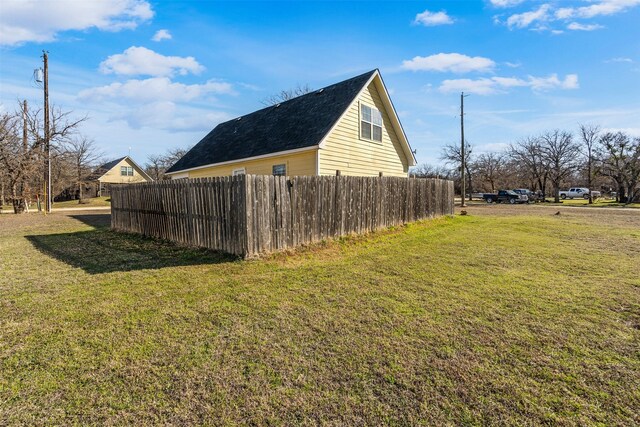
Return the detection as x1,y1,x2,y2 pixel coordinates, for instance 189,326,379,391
275,103,281,108
236,117,242,121
316,88,324,94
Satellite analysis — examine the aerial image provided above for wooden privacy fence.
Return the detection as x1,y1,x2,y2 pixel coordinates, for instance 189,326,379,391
110,175,454,258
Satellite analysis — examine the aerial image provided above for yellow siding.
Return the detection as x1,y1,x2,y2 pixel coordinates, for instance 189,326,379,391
185,149,317,178
319,81,409,177
99,158,149,184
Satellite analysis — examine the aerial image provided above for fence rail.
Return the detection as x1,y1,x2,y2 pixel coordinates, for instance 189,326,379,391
111,175,454,257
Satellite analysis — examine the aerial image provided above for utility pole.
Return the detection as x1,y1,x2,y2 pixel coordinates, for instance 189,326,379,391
43,51,51,213
22,100,28,151
460,92,468,208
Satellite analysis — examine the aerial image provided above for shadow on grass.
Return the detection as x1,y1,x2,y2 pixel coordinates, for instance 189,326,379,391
69,213,111,228
26,227,237,274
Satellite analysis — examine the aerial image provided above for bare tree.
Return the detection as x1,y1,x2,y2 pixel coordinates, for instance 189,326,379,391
510,136,550,197
474,152,506,193
65,136,103,202
0,111,34,213
539,130,579,202
598,132,640,203
578,124,600,204
145,154,166,181
0,102,85,213
410,163,452,179
440,141,474,200
261,84,313,106
145,147,190,180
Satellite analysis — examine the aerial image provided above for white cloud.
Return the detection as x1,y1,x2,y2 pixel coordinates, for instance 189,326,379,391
489,0,525,7
414,10,454,26
78,77,234,103
505,0,640,31
401,53,495,73
605,57,634,63
554,8,575,19
439,78,501,95
491,77,529,87
99,46,204,77
109,102,233,131
572,0,640,19
567,22,604,31
601,127,640,137
439,74,579,95
0,0,153,46
527,73,579,90
505,61,522,68
506,4,551,29
152,29,172,41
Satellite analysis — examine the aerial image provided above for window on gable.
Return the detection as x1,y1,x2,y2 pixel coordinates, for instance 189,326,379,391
360,104,383,142
272,164,286,176
121,166,133,176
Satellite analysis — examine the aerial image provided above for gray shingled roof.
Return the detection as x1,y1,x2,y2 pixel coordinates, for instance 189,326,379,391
166,70,377,174
85,156,127,181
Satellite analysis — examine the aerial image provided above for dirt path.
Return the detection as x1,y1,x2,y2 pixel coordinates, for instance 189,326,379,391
457,202,640,227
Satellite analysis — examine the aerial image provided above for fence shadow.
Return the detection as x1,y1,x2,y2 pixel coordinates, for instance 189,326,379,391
69,213,111,228
26,226,237,275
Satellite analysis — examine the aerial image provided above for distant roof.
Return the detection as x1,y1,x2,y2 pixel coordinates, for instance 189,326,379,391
99,157,127,172
167,70,378,174
86,156,153,181
85,156,127,181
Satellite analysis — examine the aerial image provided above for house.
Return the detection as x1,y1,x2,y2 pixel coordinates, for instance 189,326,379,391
165,70,416,179
85,156,152,197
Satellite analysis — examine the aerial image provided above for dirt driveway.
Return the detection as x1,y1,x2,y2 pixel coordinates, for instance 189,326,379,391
457,202,640,227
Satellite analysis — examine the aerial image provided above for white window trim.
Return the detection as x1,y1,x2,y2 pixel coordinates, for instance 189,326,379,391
232,167,246,176
359,101,383,143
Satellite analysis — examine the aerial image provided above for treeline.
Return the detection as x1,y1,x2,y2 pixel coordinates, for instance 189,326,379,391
0,102,100,213
143,147,190,181
412,124,640,203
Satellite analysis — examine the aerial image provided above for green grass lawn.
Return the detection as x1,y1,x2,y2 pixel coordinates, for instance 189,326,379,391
1,208,639,425
1,197,110,213
53,196,111,209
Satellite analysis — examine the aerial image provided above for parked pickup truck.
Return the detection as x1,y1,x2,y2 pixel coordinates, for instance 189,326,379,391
559,187,602,199
483,190,528,204
513,189,542,203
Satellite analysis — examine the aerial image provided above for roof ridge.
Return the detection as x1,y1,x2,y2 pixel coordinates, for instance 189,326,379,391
218,69,378,125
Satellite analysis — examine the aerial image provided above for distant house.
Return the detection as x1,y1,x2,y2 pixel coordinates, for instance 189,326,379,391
55,156,152,200
166,69,416,179
88,156,152,197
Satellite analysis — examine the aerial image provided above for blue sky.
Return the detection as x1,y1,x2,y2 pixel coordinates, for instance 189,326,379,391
1,0,639,167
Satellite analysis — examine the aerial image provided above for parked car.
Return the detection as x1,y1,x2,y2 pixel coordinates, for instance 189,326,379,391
512,189,542,203
483,190,528,204
559,187,602,199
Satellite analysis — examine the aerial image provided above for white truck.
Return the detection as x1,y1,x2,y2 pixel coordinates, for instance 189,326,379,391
559,187,601,199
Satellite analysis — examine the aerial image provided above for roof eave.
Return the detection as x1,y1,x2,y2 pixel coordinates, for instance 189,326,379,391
165,145,319,175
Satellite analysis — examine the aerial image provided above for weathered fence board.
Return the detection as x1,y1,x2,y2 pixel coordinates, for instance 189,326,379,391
111,175,454,257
